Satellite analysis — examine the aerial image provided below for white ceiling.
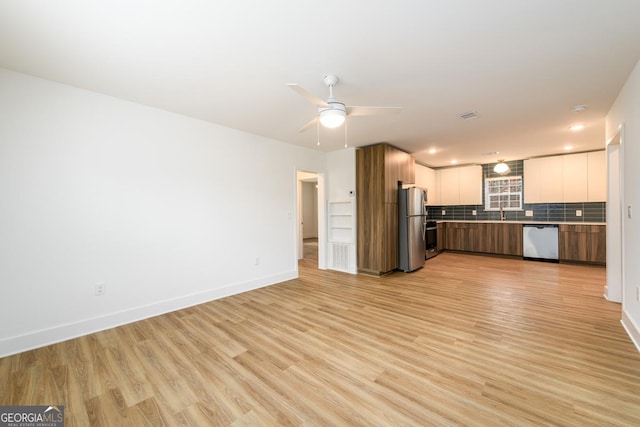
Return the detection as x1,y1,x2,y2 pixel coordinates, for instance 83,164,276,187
1,1,639,168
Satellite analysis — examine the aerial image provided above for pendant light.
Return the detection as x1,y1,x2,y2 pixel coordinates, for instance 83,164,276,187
494,160,510,175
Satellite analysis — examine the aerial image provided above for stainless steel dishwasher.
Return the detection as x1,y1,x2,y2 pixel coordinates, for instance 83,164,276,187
523,224,559,262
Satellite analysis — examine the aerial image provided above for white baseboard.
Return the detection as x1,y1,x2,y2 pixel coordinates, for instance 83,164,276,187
621,310,640,353
0,271,297,358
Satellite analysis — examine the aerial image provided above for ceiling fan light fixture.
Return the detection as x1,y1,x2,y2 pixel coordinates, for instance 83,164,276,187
494,161,510,174
319,108,346,128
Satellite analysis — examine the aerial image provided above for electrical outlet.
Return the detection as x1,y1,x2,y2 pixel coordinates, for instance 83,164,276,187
95,282,106,296
442,210,446,216
472,210,477,216
525,210,534,217
576,210,582,217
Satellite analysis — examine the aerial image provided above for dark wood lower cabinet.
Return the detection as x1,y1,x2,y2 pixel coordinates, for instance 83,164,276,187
442,222,523,257
559,224,606,264
438,222,605,264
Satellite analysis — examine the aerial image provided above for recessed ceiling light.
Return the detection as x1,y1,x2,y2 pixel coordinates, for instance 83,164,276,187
564,145,574,151
569,124,584,131
428,148,437,154
571,104,588,113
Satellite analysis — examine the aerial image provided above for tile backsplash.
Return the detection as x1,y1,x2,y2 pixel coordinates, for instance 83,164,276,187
426,202,606,223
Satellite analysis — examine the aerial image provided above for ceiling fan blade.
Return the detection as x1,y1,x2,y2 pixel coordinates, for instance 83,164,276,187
287,84,329,107
298,116,319,133
346,106,403,116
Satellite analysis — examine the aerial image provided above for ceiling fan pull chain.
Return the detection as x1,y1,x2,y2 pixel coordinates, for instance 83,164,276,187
344,117,348,148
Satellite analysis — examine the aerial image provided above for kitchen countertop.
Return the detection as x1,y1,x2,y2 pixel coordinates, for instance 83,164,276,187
436,220,606,225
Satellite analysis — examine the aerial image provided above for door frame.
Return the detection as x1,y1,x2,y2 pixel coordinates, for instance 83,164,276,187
606,124,624,303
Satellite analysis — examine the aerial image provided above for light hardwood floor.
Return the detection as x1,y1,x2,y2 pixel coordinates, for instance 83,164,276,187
2,252,640,426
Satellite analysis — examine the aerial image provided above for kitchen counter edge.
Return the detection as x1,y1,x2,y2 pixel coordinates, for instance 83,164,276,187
436,220,606,225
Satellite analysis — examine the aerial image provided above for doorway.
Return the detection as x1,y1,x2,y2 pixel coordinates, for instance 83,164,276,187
301,179,318,260
296,170,326,269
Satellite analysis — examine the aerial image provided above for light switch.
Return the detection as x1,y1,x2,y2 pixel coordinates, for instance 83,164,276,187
576,210,582,217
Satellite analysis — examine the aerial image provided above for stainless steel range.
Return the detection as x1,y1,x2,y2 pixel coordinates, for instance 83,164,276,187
425,220,438,259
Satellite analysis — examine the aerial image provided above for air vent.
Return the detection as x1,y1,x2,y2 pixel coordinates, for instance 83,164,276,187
458,111,478,120
332,243,350,272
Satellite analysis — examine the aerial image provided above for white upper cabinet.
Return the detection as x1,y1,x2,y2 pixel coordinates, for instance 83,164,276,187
524,151,605,204
563,153,588,203
539,156,564,203
436,165,482,206
523,157,543,203
414,164,439,205
438,168,460,205
587,151,606,201
458,165,483,205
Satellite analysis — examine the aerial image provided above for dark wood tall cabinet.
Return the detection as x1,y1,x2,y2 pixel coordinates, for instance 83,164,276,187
356,143,415,274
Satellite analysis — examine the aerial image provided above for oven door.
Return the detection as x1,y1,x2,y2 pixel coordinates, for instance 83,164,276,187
425,221,438,259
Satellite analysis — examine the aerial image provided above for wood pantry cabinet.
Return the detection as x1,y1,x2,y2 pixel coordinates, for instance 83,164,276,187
356,143,415,274
558,224,606,264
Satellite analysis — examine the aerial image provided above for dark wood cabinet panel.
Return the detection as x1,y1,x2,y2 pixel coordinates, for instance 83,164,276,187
382,203,399,272
491,223,523,256
442,222,523,256
440,222,604,263
356,143,415,274
444,222,478,252
559,225,606,264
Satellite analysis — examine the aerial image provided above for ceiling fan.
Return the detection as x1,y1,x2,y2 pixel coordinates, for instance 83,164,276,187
287,74,402,133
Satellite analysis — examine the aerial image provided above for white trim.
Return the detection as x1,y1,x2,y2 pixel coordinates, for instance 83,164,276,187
622,310,640,353
0,271,295,358
606,125,624,303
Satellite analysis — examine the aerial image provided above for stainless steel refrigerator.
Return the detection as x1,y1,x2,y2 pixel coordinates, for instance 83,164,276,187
398,187,427,272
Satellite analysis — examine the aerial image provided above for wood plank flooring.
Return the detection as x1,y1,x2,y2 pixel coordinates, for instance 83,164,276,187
2,252,640,426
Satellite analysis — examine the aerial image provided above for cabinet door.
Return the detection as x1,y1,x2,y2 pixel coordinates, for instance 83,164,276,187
524,158,542,203
458,165,483,205
587,225,606,263
563,153,588,203
539,156,564,203
439,168,460,205
401,152,416,184
559,225,586,261
436,223,445,251
588,151,606,202
415,164,438,205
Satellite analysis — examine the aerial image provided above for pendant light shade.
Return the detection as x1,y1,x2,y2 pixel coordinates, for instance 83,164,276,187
494,161,510,175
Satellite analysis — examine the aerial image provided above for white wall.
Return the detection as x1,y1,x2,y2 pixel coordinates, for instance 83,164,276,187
606,58,640,350
326,148,357,274
0,69,326,356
